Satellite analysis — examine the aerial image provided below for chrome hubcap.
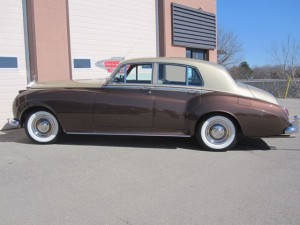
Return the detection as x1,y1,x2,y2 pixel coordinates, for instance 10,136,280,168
32,116,54,138
210,124,226,140
36,119,51,133
206,122,230,144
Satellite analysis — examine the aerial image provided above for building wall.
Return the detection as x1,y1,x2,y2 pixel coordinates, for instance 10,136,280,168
0,0,217,130
0,0,27,129
26,0,72,81
68,0,157,80
160,0,217,62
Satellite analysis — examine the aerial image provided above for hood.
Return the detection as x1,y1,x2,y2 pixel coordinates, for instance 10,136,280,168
236,82,278,105
28,79,107,89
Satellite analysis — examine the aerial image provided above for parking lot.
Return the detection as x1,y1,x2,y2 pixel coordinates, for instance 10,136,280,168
0,99,300,225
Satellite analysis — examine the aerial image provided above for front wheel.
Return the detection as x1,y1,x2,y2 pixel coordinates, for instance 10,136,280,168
196,115,238,151
25,111,61,144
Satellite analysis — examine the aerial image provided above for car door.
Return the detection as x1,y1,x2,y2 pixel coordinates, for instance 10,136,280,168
153,64,203,134
92,63,154,133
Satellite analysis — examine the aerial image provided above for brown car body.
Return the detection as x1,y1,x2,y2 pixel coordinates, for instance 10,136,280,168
11,58,297,149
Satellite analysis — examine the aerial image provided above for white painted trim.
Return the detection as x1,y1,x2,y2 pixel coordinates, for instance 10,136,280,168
22,0,31,84
155,0,159,57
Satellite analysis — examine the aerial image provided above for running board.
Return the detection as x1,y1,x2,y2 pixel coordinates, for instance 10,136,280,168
65,131,191,138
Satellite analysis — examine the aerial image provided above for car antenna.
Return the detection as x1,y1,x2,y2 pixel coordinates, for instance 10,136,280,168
122,37,141,60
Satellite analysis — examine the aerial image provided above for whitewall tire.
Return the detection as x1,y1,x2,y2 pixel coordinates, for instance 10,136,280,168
196,115,238,151
25,111,61,144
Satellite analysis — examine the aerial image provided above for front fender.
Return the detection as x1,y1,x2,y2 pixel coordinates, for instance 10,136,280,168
15,99,58,125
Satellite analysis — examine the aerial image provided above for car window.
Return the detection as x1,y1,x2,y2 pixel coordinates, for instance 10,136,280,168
110,65,126,83
126,64,152,84
158,64,203,86
187,67,203,86
158,64,186,85
111,64,152,84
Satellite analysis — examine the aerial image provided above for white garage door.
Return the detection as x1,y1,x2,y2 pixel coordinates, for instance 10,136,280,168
0,0,27,130
68,0,158,80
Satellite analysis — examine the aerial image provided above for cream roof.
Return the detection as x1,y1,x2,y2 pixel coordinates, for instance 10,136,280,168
119,57,237,93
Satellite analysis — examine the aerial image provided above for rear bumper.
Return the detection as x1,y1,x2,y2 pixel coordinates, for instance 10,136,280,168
285,115,300,134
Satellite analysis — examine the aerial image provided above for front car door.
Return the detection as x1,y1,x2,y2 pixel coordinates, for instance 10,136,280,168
92,63,154,133
153,63,203,135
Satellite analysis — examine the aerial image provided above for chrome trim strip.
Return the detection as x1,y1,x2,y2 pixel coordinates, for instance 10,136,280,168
104,85,213,94
285,115,300,134
65,131,190,137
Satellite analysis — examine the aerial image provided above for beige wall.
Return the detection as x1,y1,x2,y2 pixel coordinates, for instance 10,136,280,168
26,0,216,83
27,0,71,81
160,0,217,62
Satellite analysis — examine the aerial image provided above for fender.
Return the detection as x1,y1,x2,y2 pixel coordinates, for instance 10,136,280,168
187,92,289,137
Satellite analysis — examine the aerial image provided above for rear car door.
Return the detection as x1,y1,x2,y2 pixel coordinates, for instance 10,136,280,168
153,64,203,134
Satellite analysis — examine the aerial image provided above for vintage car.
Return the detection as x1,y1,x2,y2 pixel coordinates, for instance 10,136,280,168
10,57,299,150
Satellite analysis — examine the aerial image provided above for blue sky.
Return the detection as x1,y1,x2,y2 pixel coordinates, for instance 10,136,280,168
217,0,300,67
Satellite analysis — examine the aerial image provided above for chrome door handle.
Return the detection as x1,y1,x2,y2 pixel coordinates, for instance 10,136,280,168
140,87,152,95
187,90,199,95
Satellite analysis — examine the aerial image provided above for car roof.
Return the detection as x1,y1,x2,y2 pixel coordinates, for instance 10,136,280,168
121,57,223,68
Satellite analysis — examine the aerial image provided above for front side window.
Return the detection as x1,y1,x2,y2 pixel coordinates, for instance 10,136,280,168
111,64,152,84
126,64,152,84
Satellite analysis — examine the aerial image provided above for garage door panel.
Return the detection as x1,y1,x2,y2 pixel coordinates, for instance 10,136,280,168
69,0,157,80
0,0,27,130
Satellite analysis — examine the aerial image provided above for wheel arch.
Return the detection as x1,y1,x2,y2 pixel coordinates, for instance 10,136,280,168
193,111,242,136
20,106,60,127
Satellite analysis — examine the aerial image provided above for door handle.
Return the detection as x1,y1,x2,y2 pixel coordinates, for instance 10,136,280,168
187,90,199,95
140,87,152,95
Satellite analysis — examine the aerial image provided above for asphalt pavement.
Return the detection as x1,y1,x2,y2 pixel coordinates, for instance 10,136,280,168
0,99,299,225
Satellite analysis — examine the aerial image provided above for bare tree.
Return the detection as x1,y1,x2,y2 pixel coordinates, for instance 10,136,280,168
269,36,300,97
217,26,243,67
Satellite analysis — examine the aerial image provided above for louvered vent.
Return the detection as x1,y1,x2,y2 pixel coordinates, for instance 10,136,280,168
172,3,216,49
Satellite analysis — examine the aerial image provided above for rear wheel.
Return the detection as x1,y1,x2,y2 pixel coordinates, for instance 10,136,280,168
25,111,61,144
196,115,238,151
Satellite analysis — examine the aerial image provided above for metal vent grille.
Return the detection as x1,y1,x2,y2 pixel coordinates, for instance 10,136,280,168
172,3,216,50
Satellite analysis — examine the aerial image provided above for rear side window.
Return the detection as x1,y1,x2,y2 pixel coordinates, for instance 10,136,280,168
158,64,186,85
187,67,203,86
158,64,203,86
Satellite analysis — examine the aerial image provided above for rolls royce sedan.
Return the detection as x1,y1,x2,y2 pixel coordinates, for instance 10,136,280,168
10,58,299,150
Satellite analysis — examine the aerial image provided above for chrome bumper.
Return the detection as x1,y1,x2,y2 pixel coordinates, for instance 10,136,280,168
8,119,20,127
285,115,300,134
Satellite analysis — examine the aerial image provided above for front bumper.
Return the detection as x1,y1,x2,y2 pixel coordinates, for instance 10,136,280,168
8,118,20,128
285,115,300,134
